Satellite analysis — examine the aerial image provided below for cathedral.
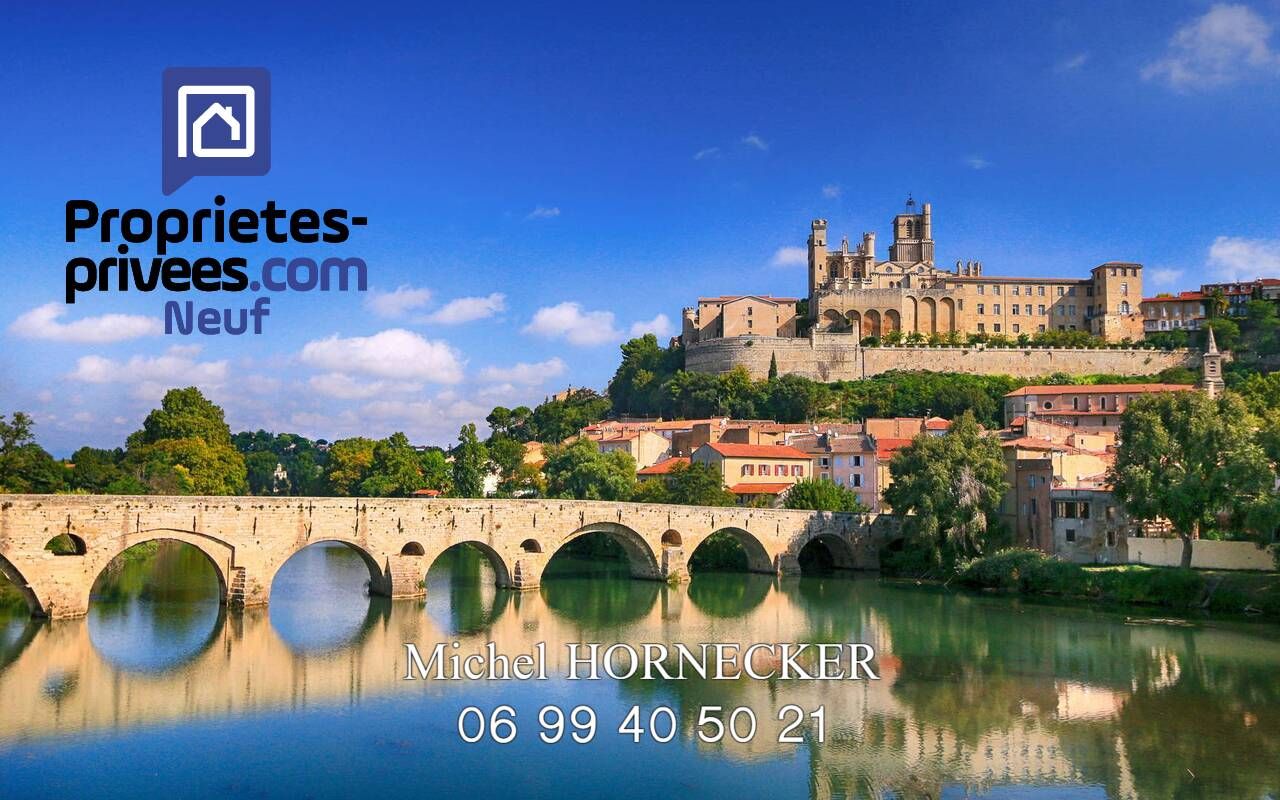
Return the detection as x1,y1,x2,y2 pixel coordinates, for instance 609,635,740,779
682,200,1146,345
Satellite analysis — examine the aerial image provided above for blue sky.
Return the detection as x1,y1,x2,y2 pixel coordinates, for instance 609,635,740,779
3,1,1280,455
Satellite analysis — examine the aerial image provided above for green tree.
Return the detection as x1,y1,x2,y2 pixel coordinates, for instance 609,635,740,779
1110,391,1276,567
527,390,613,444
67,446,125,492
360,432,424,497
783,478,869,513
122,388,247,495
417,448,451,493
451,423,490,498
608,334,684,416
244,450,282,494
0,412,66,493
1203,317,1241,351
486,406,533,441
542,438,635,501
767,352,779,380
883,411,1009,570
665,461,735,506
325,437,377,496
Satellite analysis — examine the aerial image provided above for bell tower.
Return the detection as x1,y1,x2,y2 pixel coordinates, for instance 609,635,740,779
889,197,934,265
1200,326,1225,399
808,219,829,300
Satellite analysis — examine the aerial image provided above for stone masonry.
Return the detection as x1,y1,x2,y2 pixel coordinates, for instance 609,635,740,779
0,495,885,619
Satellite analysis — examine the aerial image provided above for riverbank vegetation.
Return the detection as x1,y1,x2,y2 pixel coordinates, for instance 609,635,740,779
954,549,1280,617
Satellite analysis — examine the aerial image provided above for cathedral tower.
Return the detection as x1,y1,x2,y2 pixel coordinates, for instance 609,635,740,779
888,197,934,265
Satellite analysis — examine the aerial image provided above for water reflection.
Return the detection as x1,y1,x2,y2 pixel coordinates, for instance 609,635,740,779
269,541,389,653
87,541,225,673
424,544,510,636
0,554,1278,799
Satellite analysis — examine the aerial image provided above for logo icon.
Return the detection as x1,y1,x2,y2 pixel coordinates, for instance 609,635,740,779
163,67,270,195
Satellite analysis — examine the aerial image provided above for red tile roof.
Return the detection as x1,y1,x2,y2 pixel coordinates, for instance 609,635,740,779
1141,291,1205,303
636,457,689,476
1005,383,1194,398
701,442,812,460
875,438,915,460
924,416,951,430
728,482,794,495
411,488,442,497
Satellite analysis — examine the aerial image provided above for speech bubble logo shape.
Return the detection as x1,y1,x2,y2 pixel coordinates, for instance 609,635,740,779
162,67,271,195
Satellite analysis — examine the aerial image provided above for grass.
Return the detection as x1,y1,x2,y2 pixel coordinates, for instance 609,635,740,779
955,549,1280,618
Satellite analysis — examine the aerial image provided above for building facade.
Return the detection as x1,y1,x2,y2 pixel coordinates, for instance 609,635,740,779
682,200,1147,347
1140,291,1205,333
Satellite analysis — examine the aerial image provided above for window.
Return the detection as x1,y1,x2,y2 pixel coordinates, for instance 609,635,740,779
747,306,753,315
1068,287,1076,296
1012,305,1019,315
759,464,770,476
1106,505,1116,521
1042,400,1053,410
1038,304,1046,315
852,474,862,487
978,323,986,332
852,455,862,467
776,464,787,475
1057,287,1065,297
994,304,1001,314
1079,502,1091,519
1030,498,1038,514
1025,305,1032,315
1120,283,1128,296
1106,531,1116,547
1012,286,1020,296
742,464,754,476
1027,475,1037,488
792,464,803,476
1038,324,1046,332
994,323,1002,332
819,457,829,468
977,285,985,295
1072,396,1079,410
1013,324,1021,333
993,285,1001,295
1038,286,1045,296
1066,528,1076,543
747,319,753,329
978,303,985,314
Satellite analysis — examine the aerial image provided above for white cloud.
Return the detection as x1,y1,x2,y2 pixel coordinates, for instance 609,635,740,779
1142,4,1280,89
629,313,675,339
742,133,769,151
66,345,230,402
771,246,807,267
477,357,567,385
9,302,161,343
300,328,464,383
364,285,432,318
1147,267,1186,288
308,372,424,400
1207,235,1280,281
422,292,506,325
822,184,842,199
1055,52,1090,73
966,156,991,170
693,146,721,160
522,302,622,346
526,206,561,220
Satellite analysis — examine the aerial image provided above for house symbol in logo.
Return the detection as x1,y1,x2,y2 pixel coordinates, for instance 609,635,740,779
162,67,270,194
177,85,257,159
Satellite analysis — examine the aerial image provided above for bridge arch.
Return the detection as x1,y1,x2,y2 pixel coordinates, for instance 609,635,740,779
552,522,660,580
87,530,233,611
661,530,682,548
269,538,388,599
794,531,859,574
44,533,87,556
426,541,513,588
689,527,773,574
400,541,426,556
0,554,45,618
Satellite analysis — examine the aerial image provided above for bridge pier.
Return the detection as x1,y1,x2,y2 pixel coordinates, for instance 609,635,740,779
774,553,802,577
510,555,543,590
661,547,690,583
379,554,428,599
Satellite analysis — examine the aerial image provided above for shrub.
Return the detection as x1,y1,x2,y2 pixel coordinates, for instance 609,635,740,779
957,548,1086,595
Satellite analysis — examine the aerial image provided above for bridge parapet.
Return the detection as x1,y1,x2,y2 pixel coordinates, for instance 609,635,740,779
0,495,885,618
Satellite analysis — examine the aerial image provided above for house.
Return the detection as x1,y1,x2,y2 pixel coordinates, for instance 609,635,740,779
791,432,877,510
636,456,689,483
1003,383,1195,432
691,442,812,505
575,426,671,470
872,437,915,512
1140,291,1205,332
1051,476,1130,564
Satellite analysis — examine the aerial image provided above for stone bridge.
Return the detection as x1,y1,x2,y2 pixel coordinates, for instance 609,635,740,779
0,495,892,618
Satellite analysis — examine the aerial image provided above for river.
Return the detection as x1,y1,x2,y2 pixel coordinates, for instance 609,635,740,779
1,540,1277,799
